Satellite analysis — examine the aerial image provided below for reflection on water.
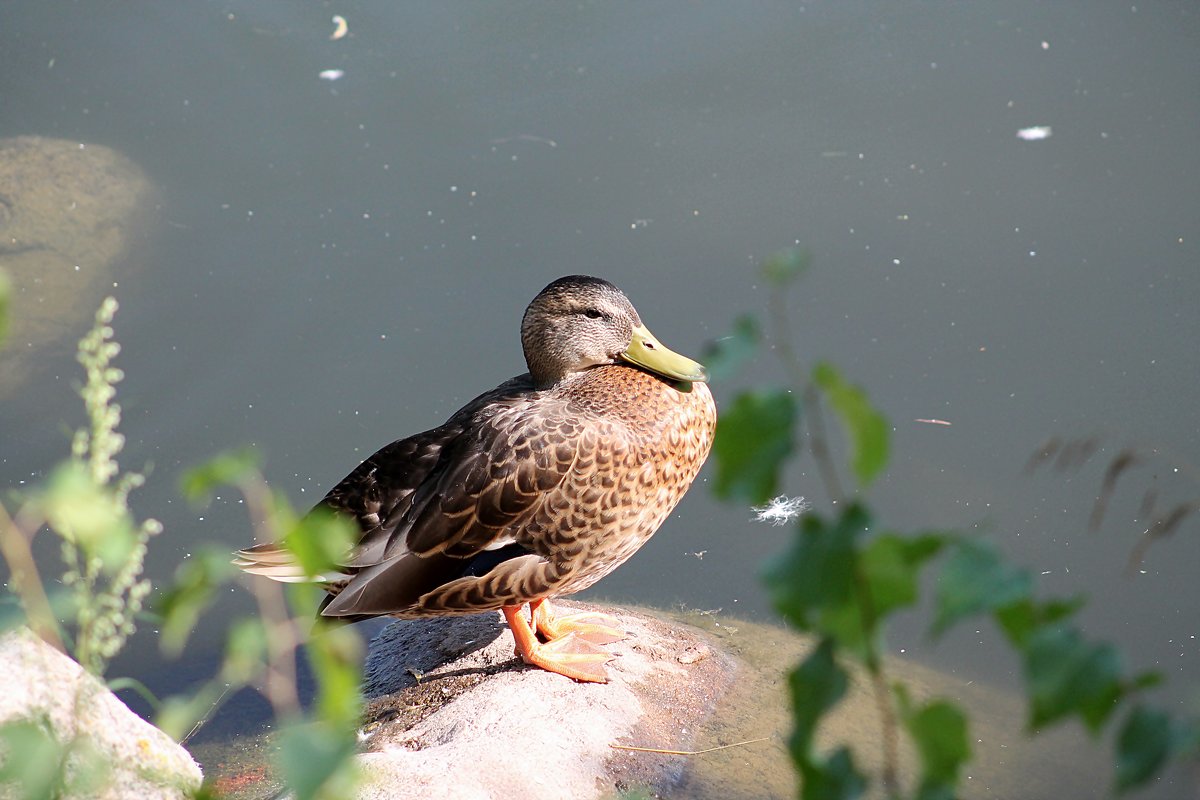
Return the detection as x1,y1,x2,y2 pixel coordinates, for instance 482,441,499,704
1,3,1197,797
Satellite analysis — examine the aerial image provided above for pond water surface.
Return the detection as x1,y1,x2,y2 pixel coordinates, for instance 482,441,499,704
1,3,1197,797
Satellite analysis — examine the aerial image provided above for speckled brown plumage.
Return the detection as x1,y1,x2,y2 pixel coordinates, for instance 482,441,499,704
235,275,715,681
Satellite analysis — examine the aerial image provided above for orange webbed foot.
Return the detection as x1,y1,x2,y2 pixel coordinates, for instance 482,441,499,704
503,604,614,683
520,632,612,683
530,599,626,645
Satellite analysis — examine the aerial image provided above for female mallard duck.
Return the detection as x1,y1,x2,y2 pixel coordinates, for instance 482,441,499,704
235,275,716,682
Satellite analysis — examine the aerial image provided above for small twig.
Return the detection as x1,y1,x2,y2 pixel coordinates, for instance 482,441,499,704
180,685,232,746
610,737,771,756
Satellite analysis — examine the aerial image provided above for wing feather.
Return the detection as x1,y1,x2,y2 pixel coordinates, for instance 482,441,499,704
320,381,587,618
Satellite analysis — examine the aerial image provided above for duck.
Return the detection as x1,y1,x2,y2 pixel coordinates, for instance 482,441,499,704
234,275,716,682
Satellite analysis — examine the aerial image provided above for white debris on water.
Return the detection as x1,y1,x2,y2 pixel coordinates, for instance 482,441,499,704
1017,125,1052,141
753,495,809,526
319,68,345,81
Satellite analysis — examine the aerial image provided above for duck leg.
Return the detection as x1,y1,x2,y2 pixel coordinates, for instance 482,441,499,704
530,598,626,645
503,604,612,683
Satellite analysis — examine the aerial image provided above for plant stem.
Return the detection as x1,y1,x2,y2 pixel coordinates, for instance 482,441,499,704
767,282,845,503
0,503,64,652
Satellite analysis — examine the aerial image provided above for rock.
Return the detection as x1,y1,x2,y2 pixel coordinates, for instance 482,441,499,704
197,605,1109,798
355,601,737,800
0,136,156,396
0,627,202,800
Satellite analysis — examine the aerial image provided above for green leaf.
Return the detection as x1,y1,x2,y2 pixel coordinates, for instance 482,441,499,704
0,719,66,800
798,746,866,800
701,314,761,382
180,448,261,503
903,699,971,795
860,533,945,618
308,622,364,728
154,547,235,657
1024,626,1124,733
41,462,134,568
993,596,1084,649
712,389,796,505
788,639,849,756
277,721,359,800
932,539,1032,636
761,247,812,287
283,506,357,580
811,362,890,486
763,506,867,643
221,618,268,685
1115,706,1174,792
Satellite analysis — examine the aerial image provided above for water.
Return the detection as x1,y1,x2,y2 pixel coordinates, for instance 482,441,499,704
2,2,1197,796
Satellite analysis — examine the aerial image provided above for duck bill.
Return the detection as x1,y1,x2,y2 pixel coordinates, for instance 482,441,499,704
620,324,709,383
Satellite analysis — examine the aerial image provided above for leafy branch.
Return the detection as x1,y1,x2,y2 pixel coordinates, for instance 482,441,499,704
704,250,1199,799
0,293,365,800
1,297,160,677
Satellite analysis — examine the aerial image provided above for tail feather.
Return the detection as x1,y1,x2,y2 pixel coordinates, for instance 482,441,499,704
233,542,347,584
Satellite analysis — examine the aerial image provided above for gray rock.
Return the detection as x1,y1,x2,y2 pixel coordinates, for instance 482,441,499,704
355,601,737,800
0,627,203,800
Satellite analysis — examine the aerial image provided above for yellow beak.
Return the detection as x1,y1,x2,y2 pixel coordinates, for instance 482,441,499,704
620,324,709,383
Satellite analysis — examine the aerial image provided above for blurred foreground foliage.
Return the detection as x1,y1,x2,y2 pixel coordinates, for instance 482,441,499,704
0,295,362,799
705,249,1200,799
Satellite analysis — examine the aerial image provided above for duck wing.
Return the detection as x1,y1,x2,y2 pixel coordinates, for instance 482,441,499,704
319,389,587,617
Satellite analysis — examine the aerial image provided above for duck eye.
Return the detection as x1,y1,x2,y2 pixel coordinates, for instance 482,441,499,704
583,308,604,320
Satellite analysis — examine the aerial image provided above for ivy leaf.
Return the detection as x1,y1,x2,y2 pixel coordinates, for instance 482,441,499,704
712,389,796,505
763,505,867,640
282,506,357,580
812,362,890,487
155,547,236,657
1115,706,1175,793
702,314,761,382
761,247,812,287
277,721,359,800
902,698,971,798
860,533,945,618
788,639,849,755
1024,626,1124,734
799,747,867,800
932,539,1032,636
221,618,268,685
308,622,365,728
993,596,1084,649
180,448,261,503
